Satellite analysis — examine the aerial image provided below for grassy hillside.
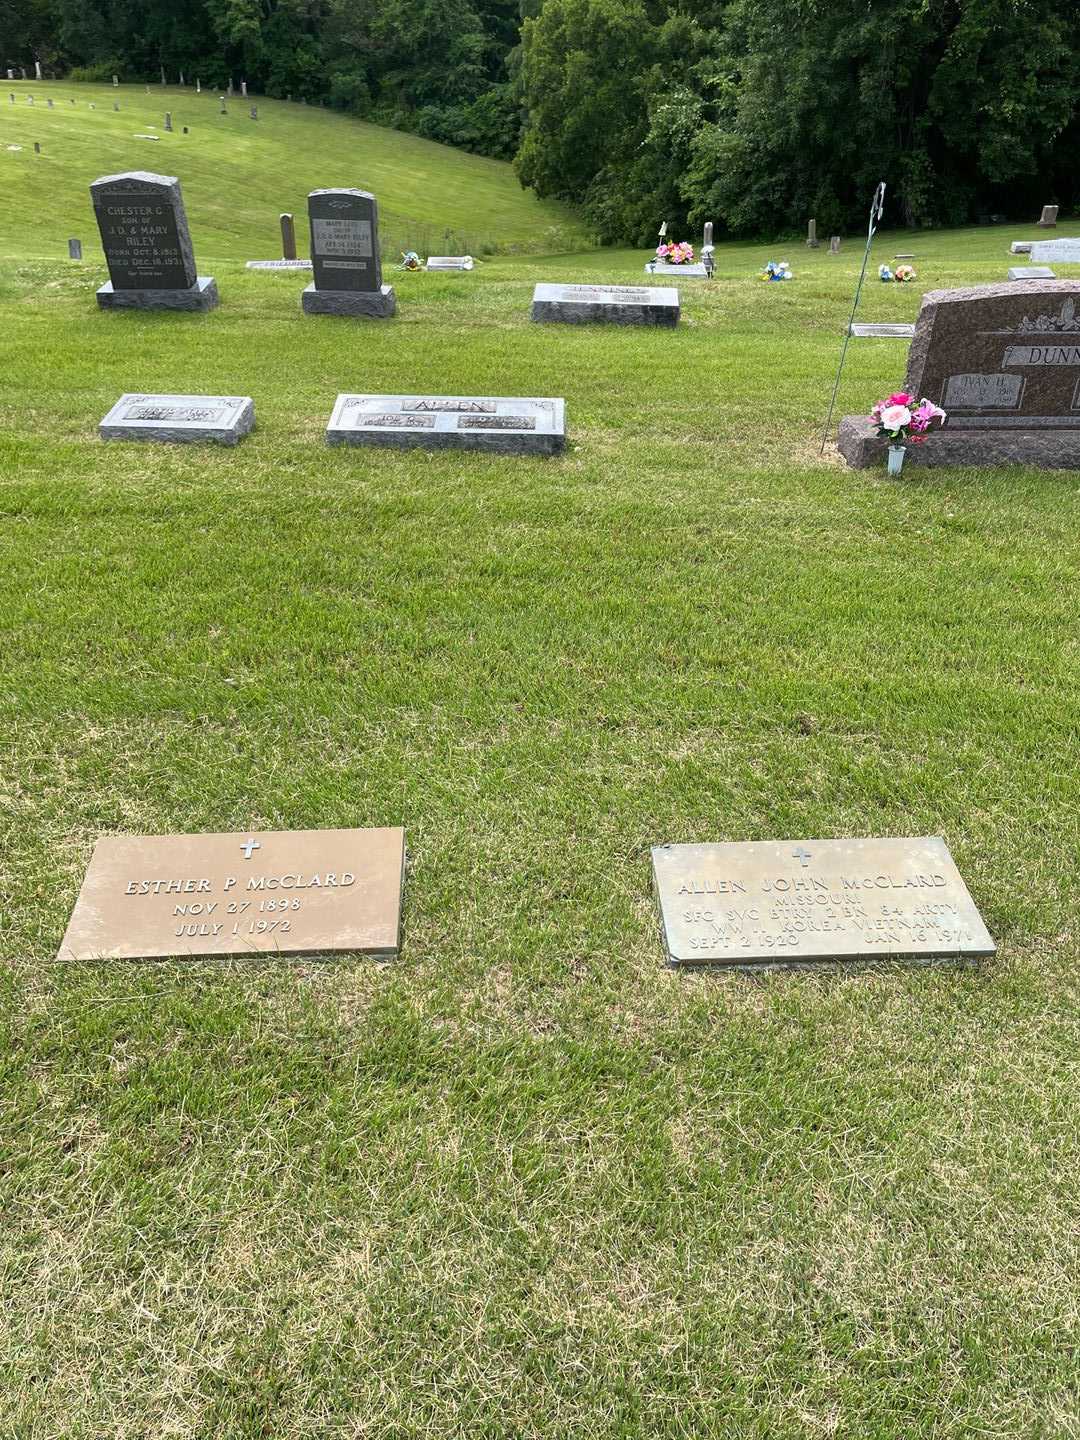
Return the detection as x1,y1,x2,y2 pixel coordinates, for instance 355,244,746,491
0,79,588,259
2,202,1080,1437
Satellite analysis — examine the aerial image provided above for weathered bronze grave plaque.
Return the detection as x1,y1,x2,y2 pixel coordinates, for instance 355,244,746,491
59,827,405,960
652,837,994,967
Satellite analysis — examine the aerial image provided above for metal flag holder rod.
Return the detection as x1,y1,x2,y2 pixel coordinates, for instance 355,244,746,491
820,181,886,453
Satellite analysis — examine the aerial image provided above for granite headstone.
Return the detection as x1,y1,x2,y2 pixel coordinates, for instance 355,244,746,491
302,188,395,318
99,393,254,444
531,282,679,327
839,280,1080,468
90,170,218,311
327,394,564,455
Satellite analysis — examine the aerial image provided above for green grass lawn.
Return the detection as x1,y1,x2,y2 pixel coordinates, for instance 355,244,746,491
0,79,587,258
2,120,1079,1436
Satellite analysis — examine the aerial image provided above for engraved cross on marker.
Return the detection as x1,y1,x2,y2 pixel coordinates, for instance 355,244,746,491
792,846,812,867
240,838,261,859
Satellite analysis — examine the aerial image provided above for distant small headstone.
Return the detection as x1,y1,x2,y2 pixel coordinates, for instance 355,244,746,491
302,187,395,317
894,252,915,259
35,60,42,80
1010,242,1032,255
26,94,32,104
68,237,82,259
227,80,233,96
33,142,40,153
113,101,119,111
839,280,1080,469
250,105,257,120
241,80,247,97
100,393,254,444
6,70,13,81
1037,205,1059,227
89,102,95,109
8,94,14,105
532,282,679,327
1009,266,1056,280
196,78,201,94
807,218,819,248
179,71,185,86
219,96,226,113
652,837,994,967
160,65,166,85
327,394,565,456
425,256,473,270
164,111,172,131
182,125,188,134
47,97,53,108
287,92,292,102
91,169,219,311
58,827,405,960
829,235,841,254
280,211,297,260
113,75,118,86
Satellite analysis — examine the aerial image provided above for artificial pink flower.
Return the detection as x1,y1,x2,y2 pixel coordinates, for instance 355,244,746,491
879,404,912,432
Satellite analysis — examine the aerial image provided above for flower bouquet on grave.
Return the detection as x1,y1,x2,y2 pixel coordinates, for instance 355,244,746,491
758,259,793,281
894,263,917,282
655,240,695,265
870,391,946,473
878,263,894,282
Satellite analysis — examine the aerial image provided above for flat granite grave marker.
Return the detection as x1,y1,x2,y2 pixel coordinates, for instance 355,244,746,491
99,393,254,444
849,322,916,338
58,826,405,960
531,282,679,327
839,279,1080,468
327,394,564,455
645,258,708,278
90,170,218,310
1009,266,1056,281
652,836,993,968
303,187,395,317
1030,238,1080,264
1010,242,1033,255
426,256,474,270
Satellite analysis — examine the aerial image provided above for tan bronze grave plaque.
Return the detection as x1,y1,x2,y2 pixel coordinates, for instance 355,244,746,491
59,827,405,960
652,837,994,967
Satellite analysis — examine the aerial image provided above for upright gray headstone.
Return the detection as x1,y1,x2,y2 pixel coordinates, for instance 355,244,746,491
703,221,713,248
164,111,172,131
227,80,233,96
807,218,819,248
1037,205,1059,228
9,93,14,104
830,235,841,254
90,170,218,311
113,75,118,86
280,212,297,260
179,71,185,86
6,70,13,81
27,94,33,104
250,105,257,120
34,141,40,153
219,96,226,114
68,237,82,260
241,80,247,97
160,65,166,85
302,188,395,318
196,78,201,93
35,60,42,80
47,97,53,108
113,101,119,111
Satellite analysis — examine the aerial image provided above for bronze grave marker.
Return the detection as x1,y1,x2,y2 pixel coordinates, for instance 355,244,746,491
59,827,405,960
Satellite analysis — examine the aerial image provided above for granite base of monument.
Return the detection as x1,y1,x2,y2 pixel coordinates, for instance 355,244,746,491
327,394,565,455
100,393,254,445
531,283,679,327
652,836,994,969
837,414,1080,470
302,283,396,317
97,276,219,311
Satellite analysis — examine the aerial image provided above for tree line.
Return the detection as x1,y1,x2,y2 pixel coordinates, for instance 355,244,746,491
6,0,1080,241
